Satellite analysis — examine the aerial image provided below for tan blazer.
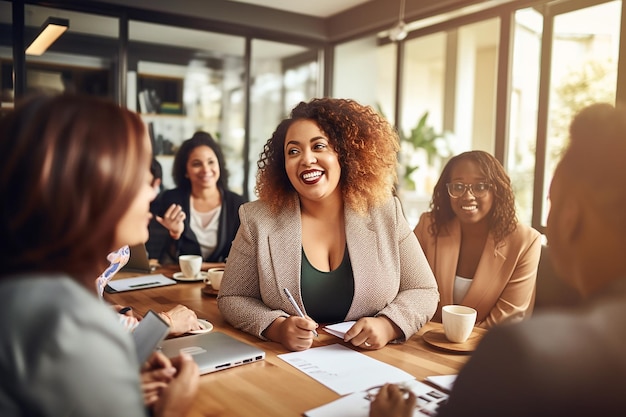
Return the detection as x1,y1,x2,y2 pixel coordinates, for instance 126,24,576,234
217,196,439,341
414,212,541,328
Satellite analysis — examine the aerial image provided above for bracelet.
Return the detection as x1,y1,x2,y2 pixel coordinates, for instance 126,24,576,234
161,311,173,326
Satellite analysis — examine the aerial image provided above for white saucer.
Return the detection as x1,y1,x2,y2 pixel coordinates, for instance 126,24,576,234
187,319,213,334
173,271,208,282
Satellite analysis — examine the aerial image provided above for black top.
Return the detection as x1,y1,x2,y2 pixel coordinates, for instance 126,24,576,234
146,187,246,264
300,247,354,323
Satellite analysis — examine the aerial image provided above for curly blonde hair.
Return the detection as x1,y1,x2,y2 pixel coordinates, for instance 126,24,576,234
256,98,399,214
429,150,518,246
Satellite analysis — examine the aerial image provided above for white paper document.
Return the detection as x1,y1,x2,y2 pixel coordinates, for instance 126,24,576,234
304,379,448,417
106,274,176,292
323,321,356,339
425,374,457,392
277,344,414,395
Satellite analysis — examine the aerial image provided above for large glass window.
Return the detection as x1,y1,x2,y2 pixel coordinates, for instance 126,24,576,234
400,32,447,226
248,39,320,199
542,0,621,225
509,8,542,225
16,5,117,100
334,35,397,114
398,18,500,227
0,0,12,114
128,21,246,192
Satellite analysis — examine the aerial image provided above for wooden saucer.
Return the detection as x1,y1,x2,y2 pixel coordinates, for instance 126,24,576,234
422,328,484,353
201,285,219,296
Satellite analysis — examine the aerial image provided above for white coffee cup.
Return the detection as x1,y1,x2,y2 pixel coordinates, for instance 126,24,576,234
442,305,477,343
207,267,224,291
178,255,202,278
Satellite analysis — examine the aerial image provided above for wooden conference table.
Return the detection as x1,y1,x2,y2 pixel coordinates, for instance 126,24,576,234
105,265,482,417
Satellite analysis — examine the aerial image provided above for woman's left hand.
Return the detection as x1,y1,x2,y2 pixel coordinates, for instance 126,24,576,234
160,304,202,336
343,316,401,349
141,351,176,407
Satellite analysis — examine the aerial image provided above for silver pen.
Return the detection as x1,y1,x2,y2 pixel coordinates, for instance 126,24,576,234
283,288,318,337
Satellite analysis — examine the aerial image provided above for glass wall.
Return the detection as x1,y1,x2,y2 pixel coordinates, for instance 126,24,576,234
5,0,625,232
248,39,320,199
128,21,246,192
0,4,118,104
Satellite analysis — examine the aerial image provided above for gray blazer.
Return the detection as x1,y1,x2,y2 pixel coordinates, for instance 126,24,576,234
217,196,439,341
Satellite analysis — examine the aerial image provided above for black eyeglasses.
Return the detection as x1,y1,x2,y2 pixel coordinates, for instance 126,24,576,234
446,182,491,198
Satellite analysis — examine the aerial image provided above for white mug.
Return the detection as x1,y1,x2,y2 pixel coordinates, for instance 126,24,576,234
207,267,224,291
178,255,202,278
442,305,477,343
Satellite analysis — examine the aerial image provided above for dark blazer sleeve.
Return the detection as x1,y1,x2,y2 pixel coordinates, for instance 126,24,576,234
146,188,189,264
207,190,247,262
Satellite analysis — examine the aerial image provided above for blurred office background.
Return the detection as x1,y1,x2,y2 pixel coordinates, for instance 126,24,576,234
1,0,623,231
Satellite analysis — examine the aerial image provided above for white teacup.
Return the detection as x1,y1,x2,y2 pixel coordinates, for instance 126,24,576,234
207,267,224,291
442,305,477,343
178,255,202,278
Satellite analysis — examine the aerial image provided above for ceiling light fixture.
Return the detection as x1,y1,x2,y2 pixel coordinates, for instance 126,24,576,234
25,17,69,56
389,0,408,42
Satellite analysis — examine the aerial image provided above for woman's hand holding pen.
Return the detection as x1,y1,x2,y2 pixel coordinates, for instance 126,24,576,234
264,316,319,351
155,203,186,240
344,316,402,350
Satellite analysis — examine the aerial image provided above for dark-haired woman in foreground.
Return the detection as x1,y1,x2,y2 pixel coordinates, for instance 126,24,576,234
0,94,198,416
414,150,540,328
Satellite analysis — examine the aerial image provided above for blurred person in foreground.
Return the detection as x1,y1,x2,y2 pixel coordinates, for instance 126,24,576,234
218,97,438,351
0,93,198,416
371,102,626,416
414,150,541,329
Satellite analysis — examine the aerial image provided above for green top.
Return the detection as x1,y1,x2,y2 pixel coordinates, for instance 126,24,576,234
300,247,354,323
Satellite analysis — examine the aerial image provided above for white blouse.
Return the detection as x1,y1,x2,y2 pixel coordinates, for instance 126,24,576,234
190,203,222,259
453,275,473,304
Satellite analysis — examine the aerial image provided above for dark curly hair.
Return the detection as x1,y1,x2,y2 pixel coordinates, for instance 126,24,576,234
428,150,517,246
172,131,229,191
256,98,399,214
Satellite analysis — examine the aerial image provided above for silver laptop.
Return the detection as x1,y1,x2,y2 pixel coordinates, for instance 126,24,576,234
121,243,153,273
158,331,265,374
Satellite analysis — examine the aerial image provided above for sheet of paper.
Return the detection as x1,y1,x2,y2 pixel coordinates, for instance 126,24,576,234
277,344,414,395
305,379,448,417
106,274,176,292
323,321,356,339
425,374,457,392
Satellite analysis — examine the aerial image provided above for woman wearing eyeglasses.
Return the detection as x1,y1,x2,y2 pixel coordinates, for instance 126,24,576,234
413,150,541,328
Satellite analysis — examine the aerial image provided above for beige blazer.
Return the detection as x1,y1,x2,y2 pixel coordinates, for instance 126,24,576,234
414,212,541,328
217,196,439,341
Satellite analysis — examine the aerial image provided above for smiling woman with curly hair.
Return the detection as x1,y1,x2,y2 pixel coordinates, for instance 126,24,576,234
218,98,438,352
414,150,541,329
256,99,399,214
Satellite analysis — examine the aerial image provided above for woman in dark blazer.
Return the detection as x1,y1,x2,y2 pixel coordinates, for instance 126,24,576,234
147,132,246,265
